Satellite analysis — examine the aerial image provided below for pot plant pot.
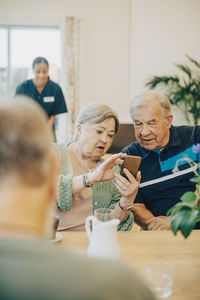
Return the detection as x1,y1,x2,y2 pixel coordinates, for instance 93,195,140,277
146,55,200,125
166,144,200,238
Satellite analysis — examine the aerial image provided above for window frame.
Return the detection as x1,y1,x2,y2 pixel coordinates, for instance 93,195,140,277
0,24,60,96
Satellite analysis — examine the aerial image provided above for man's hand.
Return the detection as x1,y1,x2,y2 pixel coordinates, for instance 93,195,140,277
131,204,171,230
114,168,141,204
146,216,170,230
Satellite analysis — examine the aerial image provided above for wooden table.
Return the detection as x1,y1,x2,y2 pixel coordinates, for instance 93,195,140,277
61,230,200,300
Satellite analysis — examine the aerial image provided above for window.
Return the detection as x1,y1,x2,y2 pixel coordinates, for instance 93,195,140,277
0,26,61,97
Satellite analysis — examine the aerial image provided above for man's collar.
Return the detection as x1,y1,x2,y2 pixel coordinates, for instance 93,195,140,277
139,126,182,158
138,146,151,159
166,125,182,148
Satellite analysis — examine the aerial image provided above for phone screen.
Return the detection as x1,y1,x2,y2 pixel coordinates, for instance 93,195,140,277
120,155,142,179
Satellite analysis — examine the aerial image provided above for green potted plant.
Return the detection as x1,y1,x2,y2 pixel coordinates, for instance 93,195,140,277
146,55,200,125
166,144,200,238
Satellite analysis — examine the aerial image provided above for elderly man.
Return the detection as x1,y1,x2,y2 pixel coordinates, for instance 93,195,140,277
123,92,200,230
0,97,155,300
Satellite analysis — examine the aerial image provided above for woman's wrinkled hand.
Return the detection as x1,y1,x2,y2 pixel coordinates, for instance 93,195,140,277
114,168,141,205
89,153,127,183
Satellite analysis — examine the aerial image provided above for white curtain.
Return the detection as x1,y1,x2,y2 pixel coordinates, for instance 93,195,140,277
62,16,81,140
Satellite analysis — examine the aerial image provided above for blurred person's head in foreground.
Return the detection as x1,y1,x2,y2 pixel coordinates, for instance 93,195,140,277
0,96,156,300
0,96,57,238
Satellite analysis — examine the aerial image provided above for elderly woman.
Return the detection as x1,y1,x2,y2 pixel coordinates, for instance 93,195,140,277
55,103,141,231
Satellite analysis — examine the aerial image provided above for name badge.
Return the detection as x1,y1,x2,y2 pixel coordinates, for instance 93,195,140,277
43,96,55,103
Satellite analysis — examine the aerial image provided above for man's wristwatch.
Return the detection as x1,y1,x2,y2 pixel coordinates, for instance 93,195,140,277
83,173,93,188
118,201,133,211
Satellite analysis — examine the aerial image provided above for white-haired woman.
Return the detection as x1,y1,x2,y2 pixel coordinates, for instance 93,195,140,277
55,103,141,231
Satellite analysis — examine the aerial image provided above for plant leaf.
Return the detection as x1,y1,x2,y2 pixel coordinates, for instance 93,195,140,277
167,206,175,216
197,199,200,210
180,191,196,202
190,177,200,184
167,201,195,216
186,54,200,68
196,215,200,222
176,64,192,78
179,209,199,238
171,213,183,235
145,76,179,89
167,202,185,216
145,55,200,124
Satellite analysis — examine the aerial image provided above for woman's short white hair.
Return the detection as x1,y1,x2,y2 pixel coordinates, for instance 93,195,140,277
130,92,172,120
73,102,119,141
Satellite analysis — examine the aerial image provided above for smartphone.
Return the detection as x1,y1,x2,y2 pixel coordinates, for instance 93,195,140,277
120,155,142,179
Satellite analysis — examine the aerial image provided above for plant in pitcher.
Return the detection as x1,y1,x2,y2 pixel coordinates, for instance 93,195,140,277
167,144,200,238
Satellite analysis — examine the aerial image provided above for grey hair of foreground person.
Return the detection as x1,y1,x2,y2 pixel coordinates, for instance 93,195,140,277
73,102,119,141
0,96,54,185
130,92,172,120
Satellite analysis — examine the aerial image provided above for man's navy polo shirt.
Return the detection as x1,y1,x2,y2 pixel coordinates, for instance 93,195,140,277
16,79,67,118
122,126,200,216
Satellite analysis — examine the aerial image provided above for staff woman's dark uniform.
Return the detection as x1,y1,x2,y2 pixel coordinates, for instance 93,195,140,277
16,57,67,140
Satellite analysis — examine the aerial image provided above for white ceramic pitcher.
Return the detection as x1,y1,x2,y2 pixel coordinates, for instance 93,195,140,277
85,216,120,259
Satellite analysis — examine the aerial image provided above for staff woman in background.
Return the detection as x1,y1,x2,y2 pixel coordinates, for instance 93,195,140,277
55,102,141,231
16,56,67,138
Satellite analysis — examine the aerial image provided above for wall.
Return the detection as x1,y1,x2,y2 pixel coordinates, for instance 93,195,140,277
130,0,200,125
0,0,130,123
1,0,200,125
0,0,130,120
